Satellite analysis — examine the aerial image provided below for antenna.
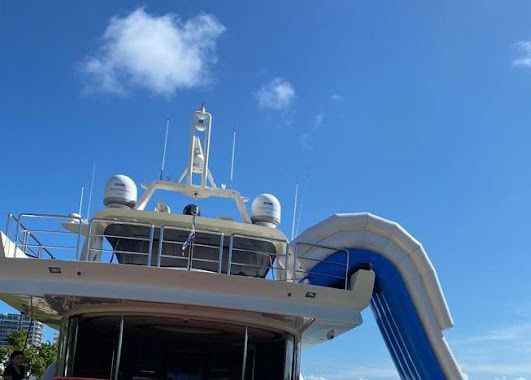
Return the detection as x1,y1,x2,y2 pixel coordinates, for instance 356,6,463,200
160,119,170,180
290,181,299,240
295,173,310,236
86,163,96,220
230,129,236,186
78,186,85,217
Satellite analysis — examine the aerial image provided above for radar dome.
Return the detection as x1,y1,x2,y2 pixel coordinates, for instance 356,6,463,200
103,175,137,208
251,194,281,228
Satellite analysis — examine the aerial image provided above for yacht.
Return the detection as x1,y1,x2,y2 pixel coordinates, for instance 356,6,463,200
0,106,465,379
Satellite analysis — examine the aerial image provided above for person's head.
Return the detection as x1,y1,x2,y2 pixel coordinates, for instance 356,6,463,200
9,350,24,366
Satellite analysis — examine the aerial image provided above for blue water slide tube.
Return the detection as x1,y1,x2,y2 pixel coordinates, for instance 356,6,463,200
292,213,465,380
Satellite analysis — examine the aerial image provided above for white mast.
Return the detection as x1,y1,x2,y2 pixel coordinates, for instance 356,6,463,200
177,104,216,188
230,129,236,187
295,173,310,236
290,181,299,240
159,119,170,180
86,163,96,219
78,186,84,217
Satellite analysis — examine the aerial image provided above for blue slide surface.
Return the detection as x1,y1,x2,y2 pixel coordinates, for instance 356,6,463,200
307,248,446,380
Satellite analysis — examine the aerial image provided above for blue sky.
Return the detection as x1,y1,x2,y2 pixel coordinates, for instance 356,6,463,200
2,1,531,379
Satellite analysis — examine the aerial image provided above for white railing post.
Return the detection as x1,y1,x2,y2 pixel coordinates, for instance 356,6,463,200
147,225,155,266
227,235,234,275
22,230,29,255
14,215,22,258
157,226,164,267
75,216,82,260
285,245,290,282
85,221,93,262
218,233,224,274
293,244,298,284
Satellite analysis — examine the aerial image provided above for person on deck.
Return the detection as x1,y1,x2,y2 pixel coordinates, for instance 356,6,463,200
3,350,27,380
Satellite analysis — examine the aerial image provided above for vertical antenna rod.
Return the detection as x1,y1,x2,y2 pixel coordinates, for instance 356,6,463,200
295,173,310,236
230,129,236,186
86,163,96,220
160,119,170,180
291,181,299,240
78,186,85,217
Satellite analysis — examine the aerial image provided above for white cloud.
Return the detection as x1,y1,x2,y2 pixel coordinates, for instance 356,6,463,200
299,111,324,149
453,323,531,345
451,322,531,378
81,8,225,95
255,77,295,110
463,363,531,375
331,93,344,101
299,132,312,150
314,111,324,128
513,41,531,67
303,365,398,380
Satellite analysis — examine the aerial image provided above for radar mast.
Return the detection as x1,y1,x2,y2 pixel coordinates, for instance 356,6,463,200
177,104,216,188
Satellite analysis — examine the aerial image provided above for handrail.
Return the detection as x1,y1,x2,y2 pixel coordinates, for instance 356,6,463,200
5,214,56,259
2,212,351,289
293,241,351,290
85,218,155,264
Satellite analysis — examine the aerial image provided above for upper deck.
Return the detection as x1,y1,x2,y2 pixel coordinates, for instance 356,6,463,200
0,211,375,346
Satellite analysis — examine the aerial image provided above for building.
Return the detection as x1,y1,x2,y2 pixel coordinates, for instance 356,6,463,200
0,313,44,346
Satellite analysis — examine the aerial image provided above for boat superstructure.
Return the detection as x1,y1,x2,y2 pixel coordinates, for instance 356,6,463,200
0,106,465,379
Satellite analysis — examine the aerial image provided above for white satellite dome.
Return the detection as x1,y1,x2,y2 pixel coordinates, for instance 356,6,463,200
251,194,281,228
103,174,137,209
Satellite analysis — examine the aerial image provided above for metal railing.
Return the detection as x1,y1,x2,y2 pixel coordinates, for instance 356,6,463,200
4,213,81,259
3,213,352,289
292,242,351,290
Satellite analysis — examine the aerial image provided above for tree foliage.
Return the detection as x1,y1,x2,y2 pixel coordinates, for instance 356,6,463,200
0,330,57,378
